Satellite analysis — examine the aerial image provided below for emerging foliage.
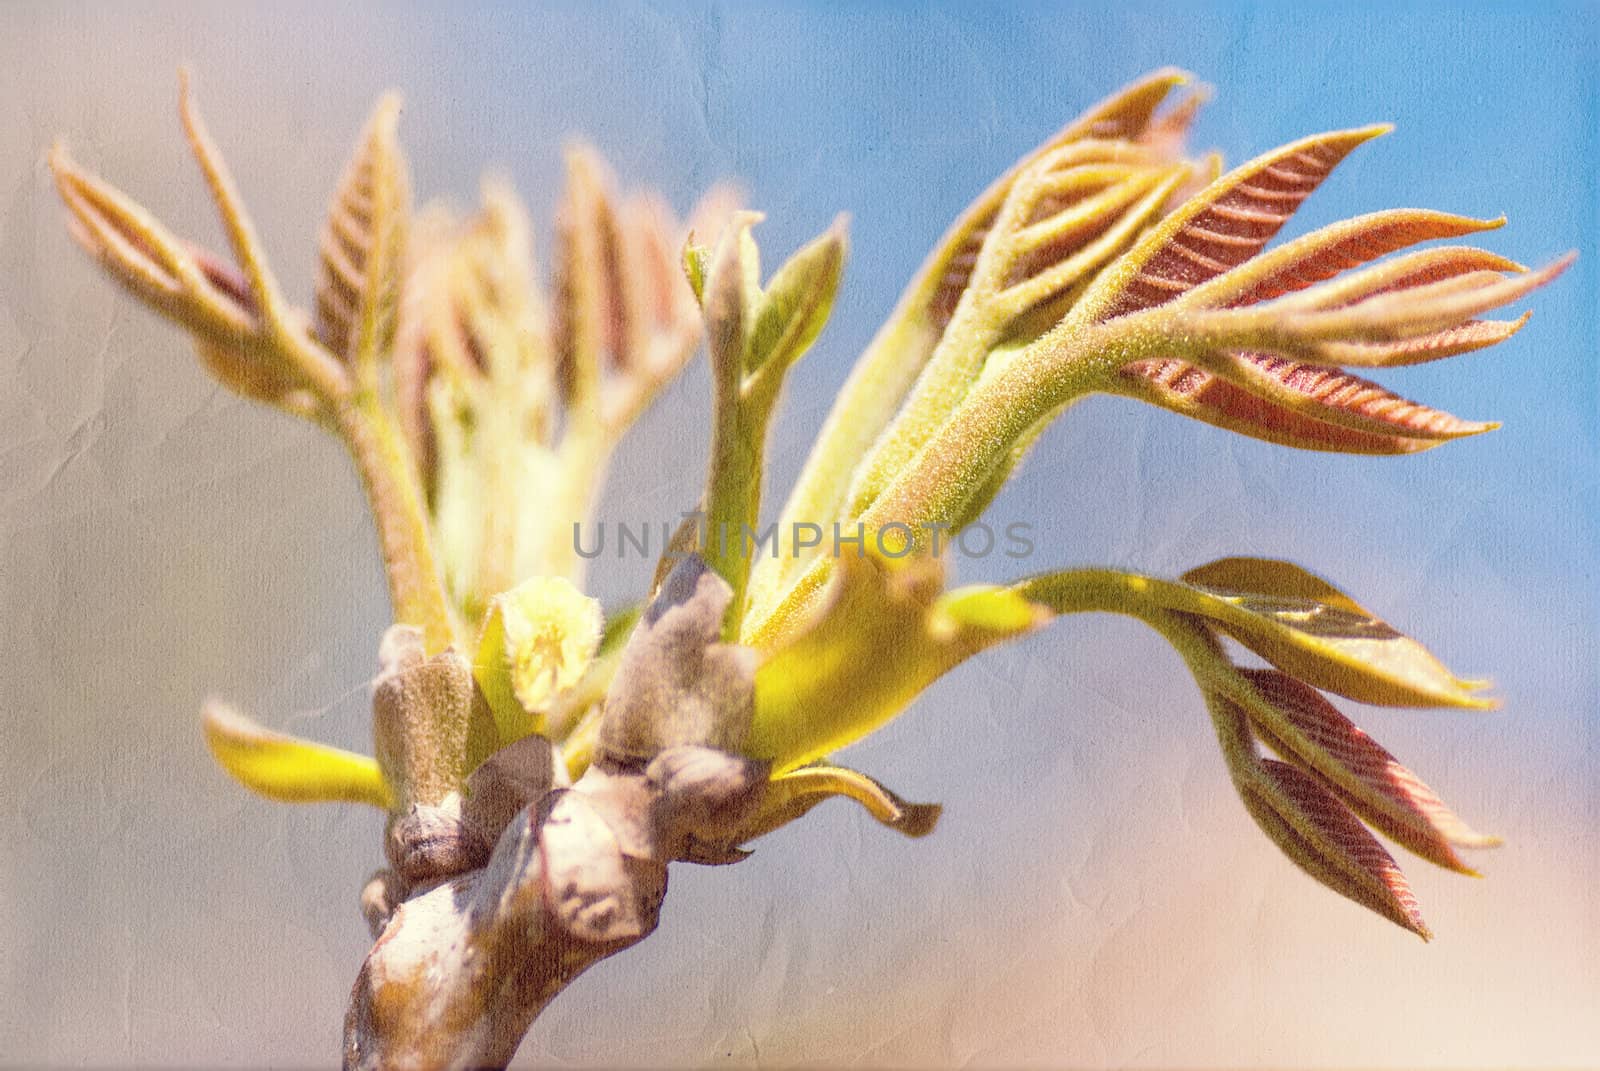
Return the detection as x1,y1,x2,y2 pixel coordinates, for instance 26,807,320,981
49,65,1571,1068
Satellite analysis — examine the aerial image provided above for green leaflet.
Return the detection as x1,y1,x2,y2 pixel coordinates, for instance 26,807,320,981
744,217,847,377
203,704,393,809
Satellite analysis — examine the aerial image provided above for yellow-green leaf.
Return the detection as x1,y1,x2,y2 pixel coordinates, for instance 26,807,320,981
682,239,709,305
748,553,1045,772
202,703,393,809
744,215,847,376
1179,557,1492,708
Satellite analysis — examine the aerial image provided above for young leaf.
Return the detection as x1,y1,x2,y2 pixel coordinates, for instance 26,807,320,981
1103,211,1550,452
315,91,410,376
698,211,764,604
744,214,847,377
550,145,614,420
754,70,1199,617
1179,208,1508,308
1179,557,1493,708
1160,253,1571,369
1206,690,1429,939
1239,669,1498,873
1239,749,1432,939
682,239,709,305
49,145,257,344
1121,353,1496,450
839,151,1189,521
1079,126,1391,323
1114,358,1493,454
202,703,393,809
176,70,306,354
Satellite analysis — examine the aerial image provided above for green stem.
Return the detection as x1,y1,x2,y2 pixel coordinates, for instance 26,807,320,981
703,391,764,637
742,326,1127,648
1012,566,1262,770
338,398,458,654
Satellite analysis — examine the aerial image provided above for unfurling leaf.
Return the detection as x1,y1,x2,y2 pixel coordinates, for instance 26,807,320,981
1178,208,1508,308
202,703,393,809
916,68,1199,343
995,568,1489,933
749,70,1203,630
551,146,613,416
1082,126,1391,323
1179,557,1492,708
1245,752,1431,937
1239,669,1497,873
474,575,603,743
176,70,304,347
315,91,411,372
550,146,730,435
701,210,764,392
1117,357,1495,454
1069,132,1569,455
1208,692,1430,939
745,214,847,377
49,145,257,345
697,214,847,617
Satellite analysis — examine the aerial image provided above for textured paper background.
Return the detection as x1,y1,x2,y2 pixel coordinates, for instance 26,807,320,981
1,2,1594,1066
